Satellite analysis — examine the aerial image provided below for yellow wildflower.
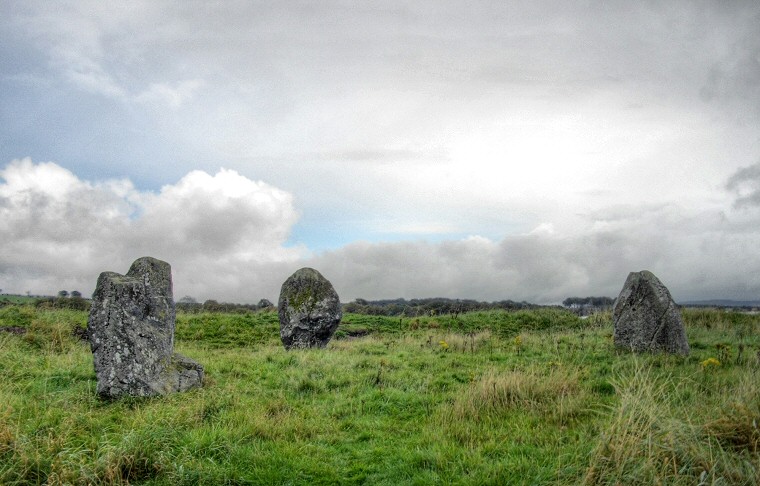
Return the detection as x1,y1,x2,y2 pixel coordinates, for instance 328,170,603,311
701,357,721,369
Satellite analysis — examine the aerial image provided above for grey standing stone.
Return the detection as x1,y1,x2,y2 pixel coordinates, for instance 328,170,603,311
612,270,690,355
278,267,342,349
87,257,204,399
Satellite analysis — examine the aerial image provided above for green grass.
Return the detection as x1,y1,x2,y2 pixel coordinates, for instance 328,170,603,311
0,306,758,484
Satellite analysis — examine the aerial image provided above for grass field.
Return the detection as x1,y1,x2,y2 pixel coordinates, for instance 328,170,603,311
0,305,758,485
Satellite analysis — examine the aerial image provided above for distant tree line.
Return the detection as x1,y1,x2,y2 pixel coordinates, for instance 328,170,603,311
1,293,276,314
34,290,90,311
342,298,537,317
3,290,616,317
561,296,614,316
561,296,615,308
175,296,275,314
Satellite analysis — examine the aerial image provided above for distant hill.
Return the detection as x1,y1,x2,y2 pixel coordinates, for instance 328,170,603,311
679,299,760,308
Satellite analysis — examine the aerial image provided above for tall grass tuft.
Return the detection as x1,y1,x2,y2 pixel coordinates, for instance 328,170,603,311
584,362,760,485
703,372,760,454
0,407,16,459
584,363,678,484
96,429,173,484
451,366,585,423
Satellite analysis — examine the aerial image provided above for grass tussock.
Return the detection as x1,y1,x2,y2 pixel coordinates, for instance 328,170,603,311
703,372,760,454
452,366,584,421
96,430,171,484
0,407,16,458
584,363,679,484
584,362,760,485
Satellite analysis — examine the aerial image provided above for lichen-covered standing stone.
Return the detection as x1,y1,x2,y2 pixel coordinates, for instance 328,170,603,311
87,257,204,398
612,270,690,355
278,267,342,349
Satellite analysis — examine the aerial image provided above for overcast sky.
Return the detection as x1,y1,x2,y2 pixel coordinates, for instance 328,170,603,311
2,1,760,304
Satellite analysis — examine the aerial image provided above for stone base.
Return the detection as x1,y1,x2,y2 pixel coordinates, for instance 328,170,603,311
96,353,204,399
281,324,338,349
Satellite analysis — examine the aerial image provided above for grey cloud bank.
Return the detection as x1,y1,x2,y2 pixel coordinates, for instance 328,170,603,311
3,160,760,305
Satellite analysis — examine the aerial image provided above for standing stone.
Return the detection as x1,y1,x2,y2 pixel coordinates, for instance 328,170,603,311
87,257,204,399
278,267,342,349
612,270,690,355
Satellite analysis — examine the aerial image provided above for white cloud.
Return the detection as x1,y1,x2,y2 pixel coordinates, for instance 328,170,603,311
0,159,300,301
135,79,205,109
528,223,555,236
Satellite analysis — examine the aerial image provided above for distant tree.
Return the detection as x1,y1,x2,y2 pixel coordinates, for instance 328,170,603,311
70,290,82,299
175,296,202,314
257,299,274,309
590,296,614,307
57,290,69,298
563,297,578,307
203,299,221,312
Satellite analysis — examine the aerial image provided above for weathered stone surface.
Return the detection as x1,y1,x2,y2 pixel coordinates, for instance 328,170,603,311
87,257,203,398
278,267,342,349
612,270,690,355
